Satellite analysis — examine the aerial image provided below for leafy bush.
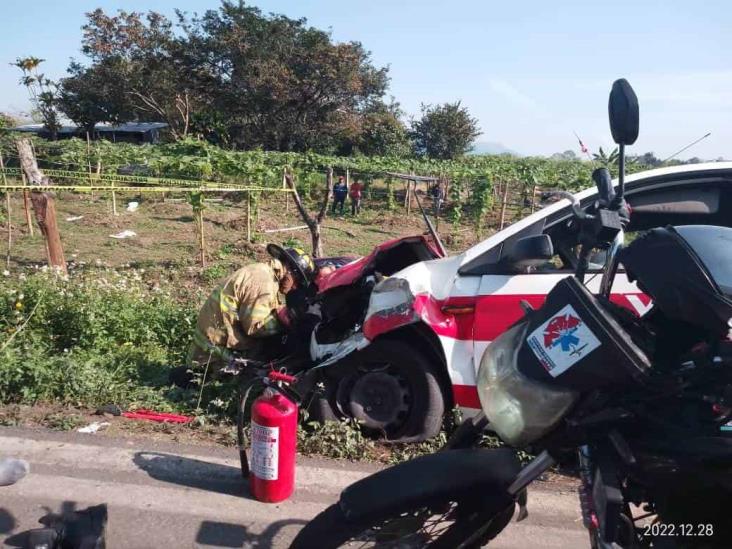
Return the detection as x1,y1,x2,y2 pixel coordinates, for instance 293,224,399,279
0,269,195,408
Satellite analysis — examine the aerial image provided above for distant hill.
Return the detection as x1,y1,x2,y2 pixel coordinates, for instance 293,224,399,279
469,141,520,156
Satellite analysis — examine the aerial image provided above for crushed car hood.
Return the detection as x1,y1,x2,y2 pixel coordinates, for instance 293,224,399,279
316,235,443,293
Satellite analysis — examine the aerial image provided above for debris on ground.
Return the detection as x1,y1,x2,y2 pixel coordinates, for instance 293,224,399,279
121,409,193,424
76,421,111,434
109,230,137,239
126,201,139,212
95,404,122,417
65,215,84,222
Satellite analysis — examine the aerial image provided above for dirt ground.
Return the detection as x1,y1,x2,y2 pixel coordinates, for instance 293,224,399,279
5,188,487,276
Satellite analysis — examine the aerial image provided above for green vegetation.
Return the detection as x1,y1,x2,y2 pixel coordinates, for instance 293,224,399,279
0,268,195,410
410,102,481,160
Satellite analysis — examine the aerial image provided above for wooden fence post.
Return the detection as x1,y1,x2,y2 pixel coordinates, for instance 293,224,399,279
16,139,66,273
20,173,34,237
198,208,206,268
111,179,118,216
283,168,289,213
499,181,510,231
246,191,252,243
0,153,11,267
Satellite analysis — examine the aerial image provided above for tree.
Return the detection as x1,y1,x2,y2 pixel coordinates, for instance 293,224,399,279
13,57,61,139
178,1,389,151
63,4,390,151
410,101,481,160
0,112,18,130
285,169,332,257
57,60,135,134
63,9,198,139
341,99,410,157
550,150,578,161
632,151,662,167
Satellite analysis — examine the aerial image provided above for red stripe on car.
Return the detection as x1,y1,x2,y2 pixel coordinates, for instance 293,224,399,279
452,384,481,408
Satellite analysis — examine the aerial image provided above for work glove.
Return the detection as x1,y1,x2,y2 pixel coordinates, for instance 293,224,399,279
276,306,293,329
285,287,309,320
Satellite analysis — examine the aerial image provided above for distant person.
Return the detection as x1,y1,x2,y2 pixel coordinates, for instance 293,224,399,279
332,176,348,214
431,183,445,216
349,180,364,216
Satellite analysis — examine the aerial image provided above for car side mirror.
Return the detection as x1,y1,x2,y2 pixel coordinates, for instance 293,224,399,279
500,234,554,273
609,79,639,146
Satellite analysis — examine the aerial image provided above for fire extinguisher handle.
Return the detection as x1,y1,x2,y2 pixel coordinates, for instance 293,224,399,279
269,371,297,384
265,380,302,406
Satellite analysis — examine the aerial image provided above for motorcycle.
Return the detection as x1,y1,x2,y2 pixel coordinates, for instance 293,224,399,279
290,79,732,548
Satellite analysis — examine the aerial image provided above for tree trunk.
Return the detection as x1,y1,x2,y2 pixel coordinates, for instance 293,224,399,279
284,168,332,258
311,224,323,258
16,139,67,273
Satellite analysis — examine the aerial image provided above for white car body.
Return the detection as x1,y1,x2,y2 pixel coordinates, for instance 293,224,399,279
351,162,732,410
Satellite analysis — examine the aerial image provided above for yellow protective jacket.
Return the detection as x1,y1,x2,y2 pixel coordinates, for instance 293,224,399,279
193,259,286,357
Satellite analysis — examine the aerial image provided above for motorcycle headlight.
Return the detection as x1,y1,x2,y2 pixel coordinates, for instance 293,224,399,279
476,321,578,447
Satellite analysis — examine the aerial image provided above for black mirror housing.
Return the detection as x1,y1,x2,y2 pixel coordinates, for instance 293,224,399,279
500,234,554,272
609,79,639,145
592,167,615,206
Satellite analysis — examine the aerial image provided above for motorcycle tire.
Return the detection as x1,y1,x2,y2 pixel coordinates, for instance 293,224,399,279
290,497,514,549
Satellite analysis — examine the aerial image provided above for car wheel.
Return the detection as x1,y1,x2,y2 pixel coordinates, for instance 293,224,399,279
313,340,446,442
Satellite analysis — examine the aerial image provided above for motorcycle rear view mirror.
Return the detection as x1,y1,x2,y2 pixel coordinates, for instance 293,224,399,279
592,167,615,206
608,78,639,206
499,234,554,273
609,79,639,146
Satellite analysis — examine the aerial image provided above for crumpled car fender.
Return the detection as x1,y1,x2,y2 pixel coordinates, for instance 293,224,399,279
362,277,419,340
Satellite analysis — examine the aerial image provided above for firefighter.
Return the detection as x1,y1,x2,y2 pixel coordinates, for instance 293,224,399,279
185,244,317,378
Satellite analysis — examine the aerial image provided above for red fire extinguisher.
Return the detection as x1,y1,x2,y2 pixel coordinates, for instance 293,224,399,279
249,371,298,503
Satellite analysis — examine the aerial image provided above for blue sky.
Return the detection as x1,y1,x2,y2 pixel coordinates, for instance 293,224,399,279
1,0,730,159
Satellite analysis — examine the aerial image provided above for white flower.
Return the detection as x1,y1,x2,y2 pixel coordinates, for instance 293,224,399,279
2,270,9,277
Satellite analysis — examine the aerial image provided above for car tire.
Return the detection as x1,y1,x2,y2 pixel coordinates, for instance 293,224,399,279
310,340,446,442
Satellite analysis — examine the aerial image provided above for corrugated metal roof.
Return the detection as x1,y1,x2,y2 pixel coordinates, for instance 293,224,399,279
96,122,169,132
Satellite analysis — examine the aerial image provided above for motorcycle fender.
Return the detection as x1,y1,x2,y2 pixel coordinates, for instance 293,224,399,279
339,448,522,523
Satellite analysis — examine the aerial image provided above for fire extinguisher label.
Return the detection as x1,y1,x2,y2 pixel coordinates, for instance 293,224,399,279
251,421,279,480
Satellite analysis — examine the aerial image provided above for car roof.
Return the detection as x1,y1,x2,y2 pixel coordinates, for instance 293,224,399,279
458,161,732,267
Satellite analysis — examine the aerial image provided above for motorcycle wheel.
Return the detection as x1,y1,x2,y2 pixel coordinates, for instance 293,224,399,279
291,498,514,548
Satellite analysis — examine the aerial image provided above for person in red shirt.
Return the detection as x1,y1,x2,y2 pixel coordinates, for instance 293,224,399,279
349,180,363,216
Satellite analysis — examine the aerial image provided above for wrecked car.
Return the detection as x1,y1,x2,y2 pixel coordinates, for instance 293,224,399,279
305,162,732,442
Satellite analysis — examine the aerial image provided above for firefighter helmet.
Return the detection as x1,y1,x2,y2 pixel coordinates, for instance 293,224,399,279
267,244,316,287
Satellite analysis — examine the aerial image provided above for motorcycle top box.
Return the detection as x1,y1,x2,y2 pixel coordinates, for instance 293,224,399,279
516,275,651,391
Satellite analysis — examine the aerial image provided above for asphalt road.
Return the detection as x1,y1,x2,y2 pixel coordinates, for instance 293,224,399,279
0,426,587,548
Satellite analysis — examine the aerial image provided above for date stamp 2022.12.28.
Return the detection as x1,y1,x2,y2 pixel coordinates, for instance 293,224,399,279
641,523,714,538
